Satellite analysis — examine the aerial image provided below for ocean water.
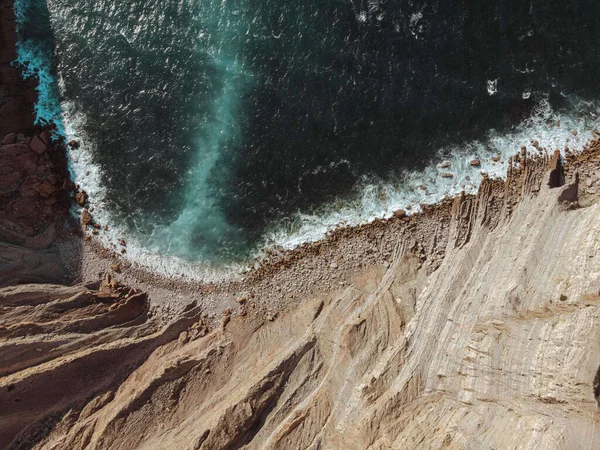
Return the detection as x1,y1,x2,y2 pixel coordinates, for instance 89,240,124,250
14,0,600,279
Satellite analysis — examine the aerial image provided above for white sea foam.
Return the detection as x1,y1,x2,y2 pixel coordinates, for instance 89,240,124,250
487,79,498,96
63,95,599,282
61,100,245,283
257,96,600,254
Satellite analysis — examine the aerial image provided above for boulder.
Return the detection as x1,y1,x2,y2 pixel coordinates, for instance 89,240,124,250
1,143,31,158
469,159,481,167
393,209,407,218
439,172,454,178
19,175,40,198
2,133,16,145
11,152,39,174
492,155,501,162
81,209,93,226
36,182,57,198
62,178,75,192
75,191,88,206
3,171,23,185
29,136,47,155
68,140,80,149
0,172,23,193
438,160,451,169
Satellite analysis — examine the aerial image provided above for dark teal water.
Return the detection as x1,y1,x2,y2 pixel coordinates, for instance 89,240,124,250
14,0,600,271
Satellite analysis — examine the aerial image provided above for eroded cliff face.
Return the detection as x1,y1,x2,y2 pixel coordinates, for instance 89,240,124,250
2,149,600,449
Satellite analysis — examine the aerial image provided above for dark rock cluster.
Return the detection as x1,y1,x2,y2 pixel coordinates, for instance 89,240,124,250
0,130,78,287
0,131,73,248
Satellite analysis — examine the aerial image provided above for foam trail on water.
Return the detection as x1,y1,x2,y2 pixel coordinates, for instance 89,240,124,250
56,1,254,282
143,1,254,260
150,58,250,259
61,99,247,282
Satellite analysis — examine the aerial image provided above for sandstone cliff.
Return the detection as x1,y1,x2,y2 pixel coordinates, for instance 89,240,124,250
2,146,600,449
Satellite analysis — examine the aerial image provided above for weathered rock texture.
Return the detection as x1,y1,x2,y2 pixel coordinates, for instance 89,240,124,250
0,131,77,287
2,147,600,449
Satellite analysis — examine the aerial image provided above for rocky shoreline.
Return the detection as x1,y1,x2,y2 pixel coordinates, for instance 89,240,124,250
73,137,600,324
0,0,81,288
3,1,600,446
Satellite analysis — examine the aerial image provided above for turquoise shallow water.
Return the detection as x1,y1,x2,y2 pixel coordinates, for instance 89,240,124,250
14,0,600,274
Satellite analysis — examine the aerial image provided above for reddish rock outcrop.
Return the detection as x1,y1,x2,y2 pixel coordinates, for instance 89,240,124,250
0,132,73,248
75,190,88,206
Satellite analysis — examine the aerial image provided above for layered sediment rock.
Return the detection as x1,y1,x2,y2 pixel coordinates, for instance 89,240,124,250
2,146,600,449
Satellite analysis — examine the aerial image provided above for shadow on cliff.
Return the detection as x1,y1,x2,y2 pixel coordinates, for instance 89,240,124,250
0,130,83,288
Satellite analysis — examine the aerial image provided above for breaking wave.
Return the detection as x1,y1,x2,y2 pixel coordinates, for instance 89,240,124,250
65,95,599,280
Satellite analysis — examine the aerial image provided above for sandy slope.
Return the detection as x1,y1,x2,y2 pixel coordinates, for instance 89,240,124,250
2,146,600,449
